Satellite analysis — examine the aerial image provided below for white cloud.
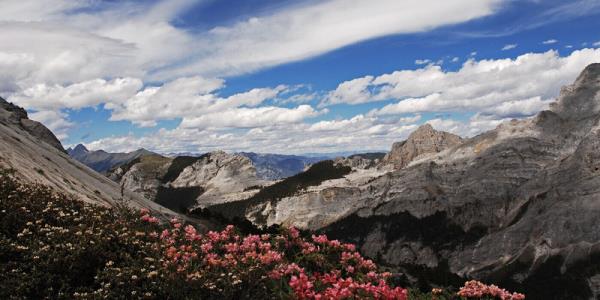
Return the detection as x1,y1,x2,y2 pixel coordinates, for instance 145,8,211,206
0,0,91,22
480,96,553,118
105,77,290,127
9,78,143,111
594,41,600,47
320,49,600,121
501,44,517,50
85,114,422,154
153,0,502,79
179,105,325,129
543,39,558,44
415,59,432,65
451,57,460,63
0,0,502,87
321,76,374,106
80,44,600,154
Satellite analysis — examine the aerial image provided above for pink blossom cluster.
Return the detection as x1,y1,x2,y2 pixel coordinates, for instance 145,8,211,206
458,280,525,300
288,270,407,299
139,208,159,224
139,209,408,299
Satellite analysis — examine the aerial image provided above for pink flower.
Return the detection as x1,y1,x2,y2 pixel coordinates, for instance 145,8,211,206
458,280,525,300
139,208,150,215
288,227,300,239
200,242,213,253
312,234,329,244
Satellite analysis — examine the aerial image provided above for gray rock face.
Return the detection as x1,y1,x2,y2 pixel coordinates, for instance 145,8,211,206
172,151,266,207
209,64,600,298
110,151,267,211
0,97,65,152
0,97,188,224
381,124,463,169
334,153,385,170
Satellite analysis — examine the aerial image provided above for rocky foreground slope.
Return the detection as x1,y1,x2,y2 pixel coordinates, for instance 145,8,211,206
0,97,184,221
204,64,600,299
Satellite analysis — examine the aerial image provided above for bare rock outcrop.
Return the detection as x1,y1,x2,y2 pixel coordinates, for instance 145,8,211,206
172,151,266,207
109,151,267,211
381,124,463,169
0,97,65,152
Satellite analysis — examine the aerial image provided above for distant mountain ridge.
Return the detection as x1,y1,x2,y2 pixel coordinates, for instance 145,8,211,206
71,147,330,181
67,144,155,174
238,152,328,180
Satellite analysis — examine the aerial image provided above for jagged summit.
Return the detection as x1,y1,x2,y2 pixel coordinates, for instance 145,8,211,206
68,143,89,156
549,63,600,121
0,97,65,152
381,123,463,169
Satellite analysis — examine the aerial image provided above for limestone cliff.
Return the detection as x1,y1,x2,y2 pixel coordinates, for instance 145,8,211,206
381,124,463,169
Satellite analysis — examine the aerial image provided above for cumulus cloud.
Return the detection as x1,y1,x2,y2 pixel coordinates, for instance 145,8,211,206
180,105,325,129
321,76,374,106
106,77,291,127
320,49,600,121
85,114,421,154
9,78,143,111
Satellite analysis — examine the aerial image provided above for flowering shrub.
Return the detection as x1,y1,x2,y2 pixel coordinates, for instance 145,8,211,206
0,169,406,299
153,220,407,299
0,168,524,299
457,280,525,300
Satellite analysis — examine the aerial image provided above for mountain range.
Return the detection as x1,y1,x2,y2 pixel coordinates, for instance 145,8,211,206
68,145,329,181
3,64,600,298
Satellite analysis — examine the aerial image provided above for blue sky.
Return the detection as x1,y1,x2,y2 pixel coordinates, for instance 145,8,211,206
2,0,600,154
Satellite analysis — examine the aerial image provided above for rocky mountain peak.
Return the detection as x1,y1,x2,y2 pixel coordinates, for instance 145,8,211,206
381,123,463,169
69,144,89,156
0,96,28,123
550,63,600,121
0,97,65,152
